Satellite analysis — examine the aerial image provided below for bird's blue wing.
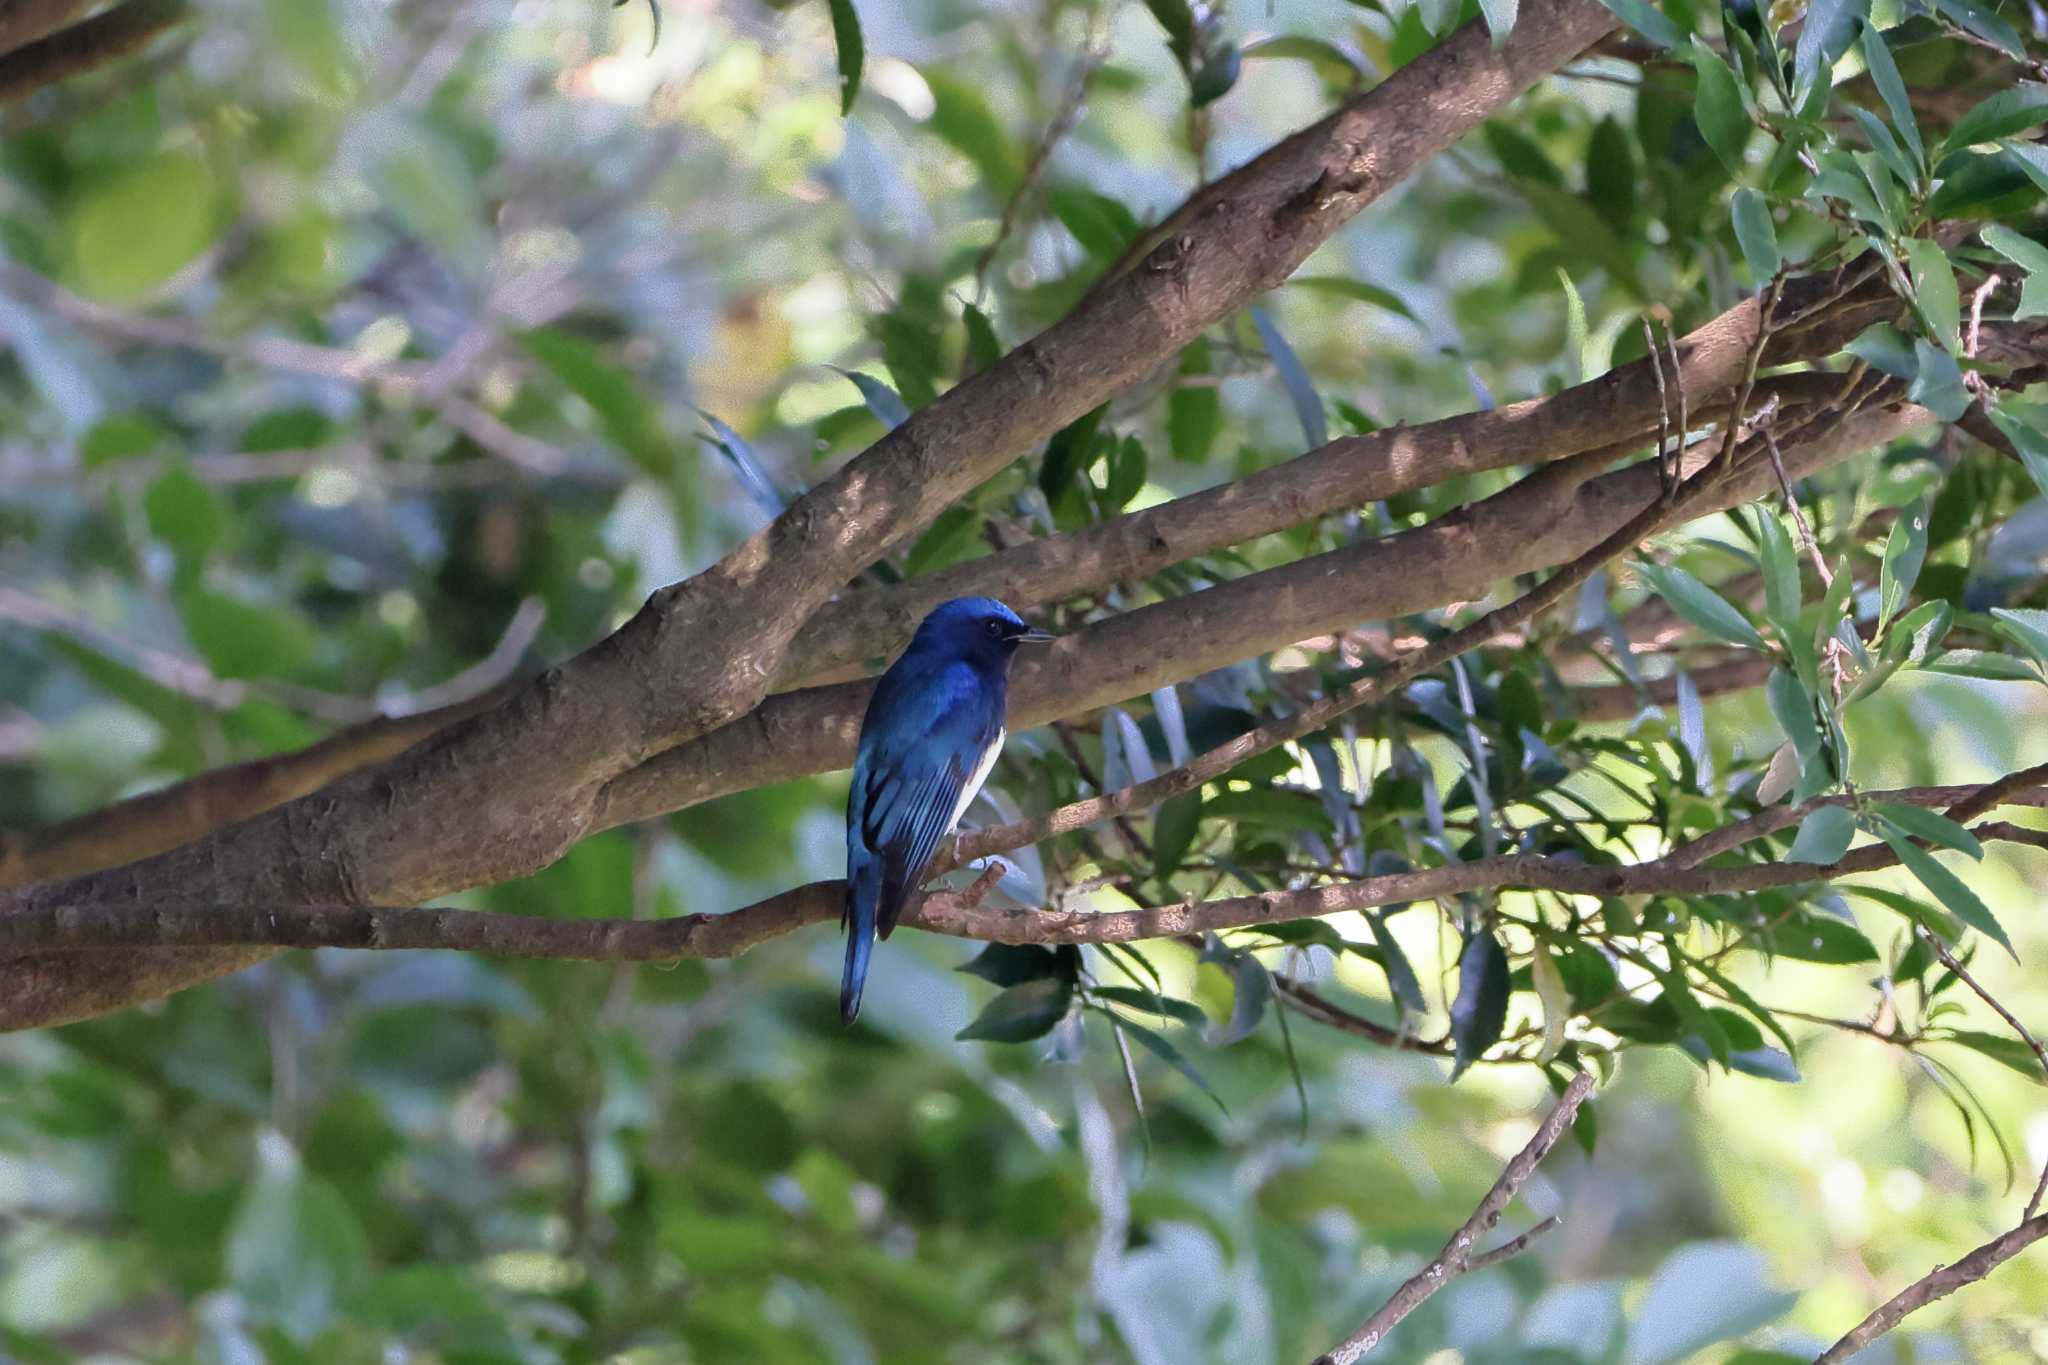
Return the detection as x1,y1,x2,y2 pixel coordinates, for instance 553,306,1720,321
850,661,1004,939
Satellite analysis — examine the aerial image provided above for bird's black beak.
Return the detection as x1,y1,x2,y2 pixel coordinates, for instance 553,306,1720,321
1015,626,1056,644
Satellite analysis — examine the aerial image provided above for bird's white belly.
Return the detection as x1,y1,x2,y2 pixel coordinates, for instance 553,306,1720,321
949,727,1003,831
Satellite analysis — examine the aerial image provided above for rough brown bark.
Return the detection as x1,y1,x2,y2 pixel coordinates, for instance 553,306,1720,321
0,0,1623,1029
0,0,186,103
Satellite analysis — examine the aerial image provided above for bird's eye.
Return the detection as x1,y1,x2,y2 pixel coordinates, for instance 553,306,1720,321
984,618,1005,639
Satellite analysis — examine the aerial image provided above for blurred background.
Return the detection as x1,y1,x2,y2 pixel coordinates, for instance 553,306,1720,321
2,0,2047,1360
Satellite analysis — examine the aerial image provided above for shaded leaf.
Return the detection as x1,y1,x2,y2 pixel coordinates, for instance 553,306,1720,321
957,978,1074,1042
1881,833,2016,959
1449,929,1510,1080
828,0,864,115
1786,805,1855,864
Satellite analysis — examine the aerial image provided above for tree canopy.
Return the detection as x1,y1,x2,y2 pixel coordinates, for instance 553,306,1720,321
1,0,2047,1359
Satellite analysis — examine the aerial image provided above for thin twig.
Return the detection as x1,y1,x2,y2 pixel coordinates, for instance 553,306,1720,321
1811,1216,2048,1364
1312,1073,1593,1364
1914,927,2048,1218
1763,428,1832,585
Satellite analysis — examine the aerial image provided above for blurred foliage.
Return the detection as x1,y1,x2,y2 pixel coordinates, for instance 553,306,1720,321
3,0,2048,1360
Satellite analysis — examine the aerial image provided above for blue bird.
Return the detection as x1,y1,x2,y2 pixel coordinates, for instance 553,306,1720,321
842,596,1054,1023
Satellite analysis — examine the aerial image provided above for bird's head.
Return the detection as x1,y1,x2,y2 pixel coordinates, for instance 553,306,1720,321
909,596,1056,664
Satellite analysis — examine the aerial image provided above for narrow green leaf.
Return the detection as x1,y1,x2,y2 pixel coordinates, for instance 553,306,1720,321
1872,804,1983,860
1370,911,1427,1012
1288,275,1419,321
1903,238,1961,350
832,366,910,428
1908,340,1969,421
957,978,1074,1041
1878,495,1929,627
1849,108,1921,196
1767,666,1823,766
924,70,1022,194
961,302,1001,377
1921,649,2042,682
1793,0,1868,107
827,0,864,115
1449,930,1510,1080
1114,1013,1229,1112
1635,560,1769,649
1931,0,2026,59
1592,0,1682,46
1988,403,2048,501
1092,985,1210,1030
957,943,1067,986
1981,226,2048,323
1758,511,1801,639
1940,84,2048,154
1251,307,1327,449
1991,608,2048,670
1939,1029,2048,1082
1153,791,1202,880
1859,23,1922,168
1690,39,1752,172
1731,188,1780,282
2005,139,2048,195
1881,833,2016,959
1559,267,1589,383
1786,805,1855,864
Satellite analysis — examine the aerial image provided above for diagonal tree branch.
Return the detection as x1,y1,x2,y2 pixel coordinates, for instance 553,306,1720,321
1811,1215,2048,1364
0,0,1628,1029
1312,1071,1593,1364
0,0,186,104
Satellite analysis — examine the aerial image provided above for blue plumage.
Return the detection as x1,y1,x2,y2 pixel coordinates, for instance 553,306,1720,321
842,596,1053,1023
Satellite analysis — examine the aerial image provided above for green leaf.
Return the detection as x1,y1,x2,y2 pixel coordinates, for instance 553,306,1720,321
1730,188,1780,282
1769,915,1880,964
1251,307,1327,449
903,506,981,577
68,152,219,301
1903,238,1961,350
1872,803,1983,859
1559,267,1589,383
1289,275,1419,321
1939,1029,2047,1082
2006,138,2048,195
1758,510,1801,639
956,977,1074,1042
1091,986,1210,1030
1931,0,2026,58
1371,911,1428,1012
1202,788,1334,833
1941,84,2048,154
1240,35,1366,86
1634,560,1768,649
827,0,864,114
1588,116,1639,234
1106,435,1147,511
179,589,317,682
1690,40,1751,172
1859,23,1923,169
1786,805,1855,864
1981,225,2048,323
1908,339,1969,421
1487,121,1564,186
1921,648,2042,682
1168,341,1222,463
1153,791,1202,880
1849,108,1921,196
1047,185,1141,261
1040,404,1106,507
1991,608,2048,670
957,943,1066,987
1989,403,2048,501
1880,833,2016,959
1113,1013,1228,1112
1878,495,1928,627
1449,930,1510,1080
1188,44,1241,106
1141,0,1197,59
924,70,1022,194
1592,0,1682,47
833,366,911,428
520,328,669,470
144,465,226,566
961,302,1001,376
1478,0,1518,42
1213,954,1271,1046
1767,666,1823,768
1793,0,1867,107
227,1148,370,1343
1520,184,1641,297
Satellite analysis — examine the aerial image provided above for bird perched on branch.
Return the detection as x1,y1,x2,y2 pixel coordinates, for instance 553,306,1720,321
841,597,1054,1023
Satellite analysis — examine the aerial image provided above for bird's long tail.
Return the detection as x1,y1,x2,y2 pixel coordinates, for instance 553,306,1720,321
841,870,878,1024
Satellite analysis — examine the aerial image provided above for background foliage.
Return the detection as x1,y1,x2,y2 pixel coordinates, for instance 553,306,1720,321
2,0,2047,1359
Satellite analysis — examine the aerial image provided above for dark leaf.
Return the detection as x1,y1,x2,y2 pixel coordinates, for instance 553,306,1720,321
957,943,1066,987
1449,929,1510,1080
828,0,864,115
957,978,1074,1042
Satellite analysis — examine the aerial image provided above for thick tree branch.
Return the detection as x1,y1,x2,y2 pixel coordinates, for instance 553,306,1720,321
597,397,1932,830
0,0,186,104
1312,1072,1593,1364
0,0,1621,1030
12,816,2044,962
774,272,1890,688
